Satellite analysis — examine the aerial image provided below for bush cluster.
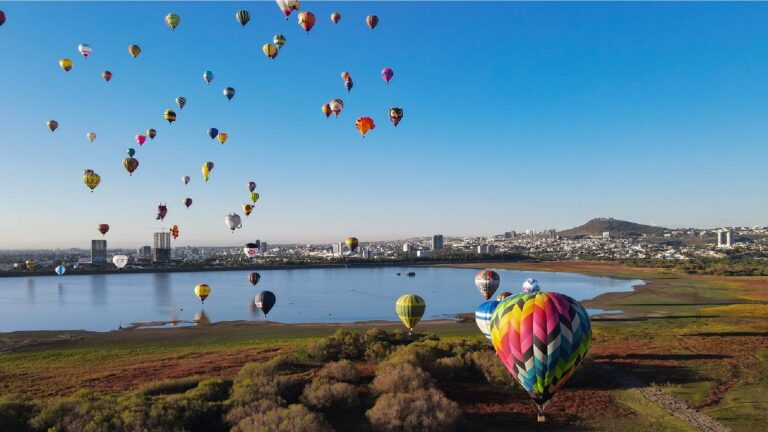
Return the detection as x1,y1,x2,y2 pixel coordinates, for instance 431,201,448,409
305,328,434,362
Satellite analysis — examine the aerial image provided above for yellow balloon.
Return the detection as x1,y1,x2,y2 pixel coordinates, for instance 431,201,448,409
263,43,278,59
202,161,214,182
217,132,228,144
194,284,211,302
59,58,73,72
83,171,101,192
250,192,260,204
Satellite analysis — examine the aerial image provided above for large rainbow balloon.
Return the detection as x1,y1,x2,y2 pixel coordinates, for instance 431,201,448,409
490,291,591,420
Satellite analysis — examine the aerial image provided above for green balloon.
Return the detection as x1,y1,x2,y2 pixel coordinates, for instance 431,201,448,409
127,148,135,157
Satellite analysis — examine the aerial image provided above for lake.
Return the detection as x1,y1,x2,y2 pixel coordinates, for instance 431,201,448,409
0,266,643,332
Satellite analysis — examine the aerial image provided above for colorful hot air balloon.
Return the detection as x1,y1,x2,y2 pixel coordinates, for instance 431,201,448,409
102,71,112,82
223,87,235,101
329,98,344,116
97,224,110,236
47,120,58,132
475,300,500,341
244,242,260,258
491,292,592,422
236,10,250,27
86,132,96,142
248,272,261,286
243,203,254,216
345,237,359,252
247,181,257,193
331,12,341,24
170,224,179,240
156,204,168,221
59,58,73,72
341,71,351,81
83,170,101,192
522,278,541,294
396,294,426,332
135,134,146,146
207,128,219,139
263,43,278,60
55,265,66,276
195,284,211,303
276,0,301,19
255,290,276,317
389,107,403,127
78,43,92,58
355,117,375,137
321,103,332,119
273,34,286,49
165,13,181,31
249,192,260,204
25,260,36,271
217,132,228,144
202,161,214,181
298,11,316,33
0,10,5,27
164,109,176,124
128,44,141,58
344,80,353,92
203,70,214,84
182,175,190,185
147,128,156,139
183,198,193,209
123,157,139,173
175,96,187,110
381,67,394,84
496,291,512,301
475,270,500,300
366,14,379,30
225,213,242,232
127,148,136,157
112,255,128,269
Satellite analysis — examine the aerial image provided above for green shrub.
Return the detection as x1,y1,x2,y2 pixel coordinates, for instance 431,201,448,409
30,390,122,432
305,329,365,361
0,394,36,432
316,360,359,383
470,351,515,386
231,403,332,432
134,376,202,397
366,389,461,432
370,363,433,395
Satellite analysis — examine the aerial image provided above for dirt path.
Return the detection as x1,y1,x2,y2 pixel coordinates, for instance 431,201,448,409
596,363,732,432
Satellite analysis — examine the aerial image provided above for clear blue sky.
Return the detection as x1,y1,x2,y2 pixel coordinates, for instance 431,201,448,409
1,1,767,248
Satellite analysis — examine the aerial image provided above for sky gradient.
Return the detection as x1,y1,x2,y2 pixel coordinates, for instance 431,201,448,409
0,1,767,248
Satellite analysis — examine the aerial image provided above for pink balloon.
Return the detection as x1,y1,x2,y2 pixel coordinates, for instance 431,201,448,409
381,67,394,84
135,134,146,146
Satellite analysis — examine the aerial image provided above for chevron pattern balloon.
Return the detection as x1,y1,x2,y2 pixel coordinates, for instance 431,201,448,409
490,292,591,412
475,300,500,341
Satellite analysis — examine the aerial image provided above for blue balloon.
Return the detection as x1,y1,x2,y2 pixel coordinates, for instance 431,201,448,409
203,70,214,84
344,80,353,92
475,300,500,341
207,128,219,139
55,265,66,276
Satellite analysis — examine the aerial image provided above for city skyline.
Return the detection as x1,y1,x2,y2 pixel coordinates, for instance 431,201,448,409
2,2,768,248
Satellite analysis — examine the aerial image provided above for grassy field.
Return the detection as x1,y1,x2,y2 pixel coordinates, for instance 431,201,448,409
1,261,766,431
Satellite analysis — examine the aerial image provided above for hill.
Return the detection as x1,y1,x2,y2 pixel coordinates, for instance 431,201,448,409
558,218,667,238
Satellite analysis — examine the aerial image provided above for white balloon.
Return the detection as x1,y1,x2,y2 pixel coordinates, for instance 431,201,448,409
522,278,540,293
112,255,128,269
225,213,243,232
78,43,93,58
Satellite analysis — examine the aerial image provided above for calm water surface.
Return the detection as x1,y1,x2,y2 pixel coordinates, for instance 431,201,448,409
0,267,643,332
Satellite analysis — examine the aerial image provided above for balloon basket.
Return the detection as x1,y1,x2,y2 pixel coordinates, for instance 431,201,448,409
537,415,546,423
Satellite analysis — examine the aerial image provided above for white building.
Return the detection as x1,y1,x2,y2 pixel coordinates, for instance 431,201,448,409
332,242,344,256
416,249,430,258
478,244,497,254
603,231,610,239
717,230,733,248
402,242,412,252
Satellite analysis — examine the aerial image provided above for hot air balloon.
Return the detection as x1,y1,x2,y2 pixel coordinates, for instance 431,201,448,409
273,34,286,49
345,237,359,252
207,128,219,139
175,96,187,110
86,132,96,142
247,181,257,193
164,109,176,124
182,175,190,185
203,70,214,84
202,161,214,181
236,10,250,27
78,43,92,58
491,292,592,422
329,98,344,116
165,13,181,31
389,107,403,127
59,58,73,72
83,170,100,192
243,204,254,216
262,43,279,60
298,11,316,33
248,272,261,286
522,278,541,294
47,120,58,132
156,204,168,221
97,224,110,236
255,290,276,317
223,87,235,101
147,128,156,139
244,242,260,258
55,265,66,276
123,157,139,175
475,300,500,341
396,294,425,333
496,291,512,301
112,255,128,269
135,135,146,146
127,148,136,157
249,192,260,204
341,71,351,81
331,12,341,24
355,117,375,137
366,14,379,30
25,260,36,271
0,10,5,27
381,67,394,84
276,0,301,19
475,270,500,300
217,132,228,144
195,284,211,303
183,198,192,209
225,213,242,232
344,80,353,92
321,103,332,119
128,44,141,58
170,224,179,240
100,71,112,83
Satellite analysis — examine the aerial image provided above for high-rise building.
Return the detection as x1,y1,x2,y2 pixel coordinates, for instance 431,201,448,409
402,242,412,253
137,246,151,257
717,230,733,248
477,244,497,254
332,242,343,256
91,240,107,264
153,232,171,263
260,241,268,254
361,248,374,259
432,235,444,250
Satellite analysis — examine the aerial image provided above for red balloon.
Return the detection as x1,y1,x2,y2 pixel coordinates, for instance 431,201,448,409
97,224,110,236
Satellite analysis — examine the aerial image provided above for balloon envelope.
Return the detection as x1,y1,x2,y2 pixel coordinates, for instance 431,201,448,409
78,43,92,58
475,270,500,300
247,181,257,193
244,242,260,258
248,272,261,286
366,14,379,30
102,71,112,81
522,278,541,294
55,265,66,276
475,300,500,341
202,162,214,181
59,58,73,72
225,213,242,231
381,67,394,84
112,255,128,269
396,294,425,331
203,70,214,84
147,129,156,139
255,290,276,316
298,11,316,32
345,237,359,252
47,120,58,132
236,10,251,27
195,284,211,302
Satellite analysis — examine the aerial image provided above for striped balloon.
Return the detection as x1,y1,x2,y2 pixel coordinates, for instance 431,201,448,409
395,294,425,332
474,300,499,341
165,13,181,31
490,292,591,417
175,96,187,110
236,10,250,27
